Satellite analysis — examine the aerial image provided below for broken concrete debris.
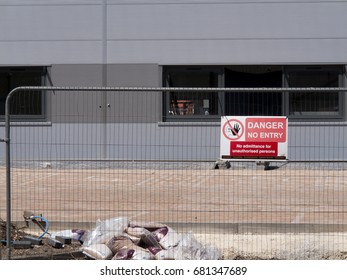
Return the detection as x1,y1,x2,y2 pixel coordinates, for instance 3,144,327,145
47,237,64,249
80,217,221,260
2,217,220,260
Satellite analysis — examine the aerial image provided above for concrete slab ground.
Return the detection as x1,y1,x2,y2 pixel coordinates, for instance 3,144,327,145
1,161,347,259
1,161,346,229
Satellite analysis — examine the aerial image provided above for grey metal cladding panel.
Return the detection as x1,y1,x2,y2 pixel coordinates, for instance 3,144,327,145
0,41,103,65
50,65,104,123
106,1,347,64
0,5,102,41
105,123,220,160
4,123,347,161
51,64,104,86
0,0,101,4
106,64,161,123
8,124,105,160
106,91,161,123
106,64,160,87
288,125,347,161
107,2,347,40
49,64,161,123
107,38,347,64
0,4,103,64
51,91,105,123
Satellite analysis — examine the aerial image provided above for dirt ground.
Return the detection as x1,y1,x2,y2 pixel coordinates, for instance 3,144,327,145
0,219,84,260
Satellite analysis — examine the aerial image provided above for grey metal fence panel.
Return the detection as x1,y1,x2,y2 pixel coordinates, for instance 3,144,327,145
1,87,347,260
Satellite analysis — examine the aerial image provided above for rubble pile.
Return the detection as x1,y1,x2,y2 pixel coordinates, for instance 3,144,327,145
1,217,221,260
0,218,26,241
79,217,221,260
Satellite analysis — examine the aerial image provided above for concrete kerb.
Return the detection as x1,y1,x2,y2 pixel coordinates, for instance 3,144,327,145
17,221,347,235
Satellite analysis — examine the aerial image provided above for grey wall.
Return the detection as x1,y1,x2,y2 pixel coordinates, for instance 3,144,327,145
4,122,347,161
1,1,347,162
1,0,347,65
49,64,161,123
49,64,104,123
0,1,103,65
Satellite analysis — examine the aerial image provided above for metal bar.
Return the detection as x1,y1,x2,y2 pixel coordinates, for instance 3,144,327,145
8,158,347,164
4,86,347,93
4,87,12,259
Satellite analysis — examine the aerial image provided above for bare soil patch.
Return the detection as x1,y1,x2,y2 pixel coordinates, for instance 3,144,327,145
0,219,85,260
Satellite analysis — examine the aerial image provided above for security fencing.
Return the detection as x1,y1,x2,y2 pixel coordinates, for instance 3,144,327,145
1,86,347,259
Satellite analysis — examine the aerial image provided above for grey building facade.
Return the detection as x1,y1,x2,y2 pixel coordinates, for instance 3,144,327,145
1,0,347,161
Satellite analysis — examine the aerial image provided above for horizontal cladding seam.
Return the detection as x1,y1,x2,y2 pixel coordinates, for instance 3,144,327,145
6,87,347,92
0,39,102,42
1,37,347,42
1,1,347,6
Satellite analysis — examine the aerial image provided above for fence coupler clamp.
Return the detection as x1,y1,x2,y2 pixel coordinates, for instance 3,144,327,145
0,138,10,143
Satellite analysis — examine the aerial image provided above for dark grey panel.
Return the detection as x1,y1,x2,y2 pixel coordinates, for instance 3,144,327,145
106,64,160,87
106,64,161,123
50,64,104,123
48,64,161,123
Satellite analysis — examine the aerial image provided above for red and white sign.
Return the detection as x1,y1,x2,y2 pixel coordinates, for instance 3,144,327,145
220,116,288,160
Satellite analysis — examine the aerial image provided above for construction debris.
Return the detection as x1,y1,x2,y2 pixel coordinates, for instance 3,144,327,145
80,217,221,260
1,216,221,260
47,237,64,249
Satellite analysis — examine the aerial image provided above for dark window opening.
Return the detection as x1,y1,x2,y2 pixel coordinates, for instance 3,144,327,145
0,67,45,117
162,65,344,122
224,66,283,116
164,67,221,120
286,66,342,117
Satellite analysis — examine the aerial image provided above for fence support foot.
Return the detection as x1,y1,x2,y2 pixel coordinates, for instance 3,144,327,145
256,161,270,170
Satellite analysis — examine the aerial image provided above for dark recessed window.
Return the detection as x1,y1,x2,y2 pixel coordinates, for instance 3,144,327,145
163,67,222,121
286,66,343,118
224,66,283,116
162,65,344,122
0,67,46,118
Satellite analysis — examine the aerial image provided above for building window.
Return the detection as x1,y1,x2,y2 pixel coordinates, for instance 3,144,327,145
0,67,46,118
163,65,345,122
163,67,222,121
224,66,283,116
285,66,344,119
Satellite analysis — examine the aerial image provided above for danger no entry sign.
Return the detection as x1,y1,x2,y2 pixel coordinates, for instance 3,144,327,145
220,116,288,160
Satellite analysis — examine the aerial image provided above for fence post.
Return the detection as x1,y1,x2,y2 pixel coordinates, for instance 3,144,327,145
3,87,15,259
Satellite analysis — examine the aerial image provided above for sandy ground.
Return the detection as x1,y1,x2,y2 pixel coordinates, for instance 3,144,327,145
195,232,347,259
1,162,347,224
1,161,347,259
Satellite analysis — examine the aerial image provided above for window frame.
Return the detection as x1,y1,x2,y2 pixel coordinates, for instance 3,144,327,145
223,65,284,117
162,65,346,122
162,66,224,122
284,65,345,121
0,66,47,121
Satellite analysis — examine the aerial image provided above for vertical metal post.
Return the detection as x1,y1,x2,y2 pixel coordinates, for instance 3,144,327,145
102,0,108,159
4,88,12,259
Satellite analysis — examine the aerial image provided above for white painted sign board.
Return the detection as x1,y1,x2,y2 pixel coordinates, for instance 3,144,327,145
220,116,288,160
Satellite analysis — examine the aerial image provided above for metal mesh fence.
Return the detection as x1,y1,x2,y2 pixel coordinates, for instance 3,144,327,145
1,87,347,260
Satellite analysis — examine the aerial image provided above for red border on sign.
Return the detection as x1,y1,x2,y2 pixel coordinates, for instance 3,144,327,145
222,119,244,141
230,141,278,157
